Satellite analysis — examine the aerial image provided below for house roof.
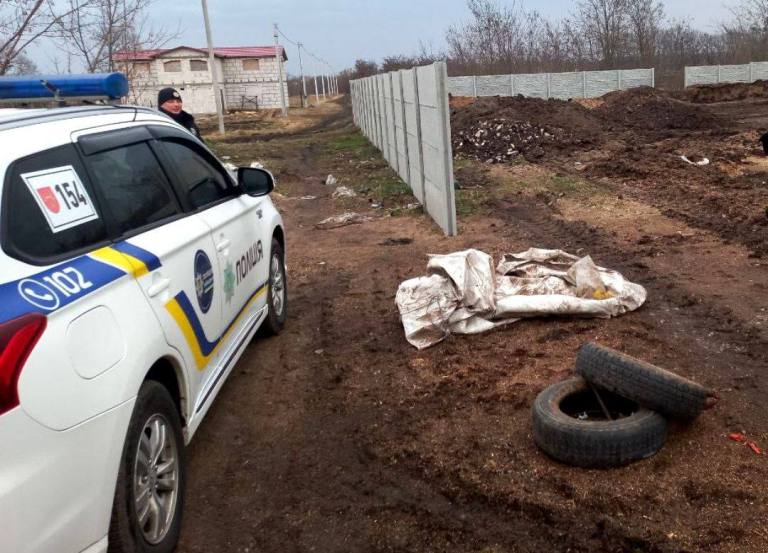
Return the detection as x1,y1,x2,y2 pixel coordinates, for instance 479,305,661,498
114,45,287,62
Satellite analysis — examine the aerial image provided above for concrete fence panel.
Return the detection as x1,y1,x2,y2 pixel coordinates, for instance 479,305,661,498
549,71,584,99
392,71,410,185
476,74,513,96
351,62,457,236
585,70,620,97
401,68,426,205
449,68,654,99
684,62,768,87
512,73,548,98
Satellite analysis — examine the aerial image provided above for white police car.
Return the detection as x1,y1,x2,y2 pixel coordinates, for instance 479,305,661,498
0,99,286,551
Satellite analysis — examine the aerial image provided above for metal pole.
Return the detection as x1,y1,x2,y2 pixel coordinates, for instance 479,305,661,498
313,73,319,105
273,23,288,117
297,42,308,108
201,0,225,134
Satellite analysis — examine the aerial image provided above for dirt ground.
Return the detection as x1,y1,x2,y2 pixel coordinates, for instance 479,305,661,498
180,92,768,553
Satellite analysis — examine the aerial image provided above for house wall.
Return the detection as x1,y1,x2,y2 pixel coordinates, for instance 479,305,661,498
122,49,289,114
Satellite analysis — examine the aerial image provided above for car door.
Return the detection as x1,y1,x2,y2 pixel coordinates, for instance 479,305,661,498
78,128,223,410
152,132,268,375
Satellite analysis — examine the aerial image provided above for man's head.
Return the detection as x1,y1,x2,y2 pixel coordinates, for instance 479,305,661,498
158,87,183,115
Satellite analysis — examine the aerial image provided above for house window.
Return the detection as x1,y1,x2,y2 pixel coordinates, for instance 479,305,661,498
163,60,181,72
134,62,150,76
242,59,260,71
190,59,208,71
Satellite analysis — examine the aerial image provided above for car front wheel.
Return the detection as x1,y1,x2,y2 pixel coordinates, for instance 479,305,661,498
109,381,186,553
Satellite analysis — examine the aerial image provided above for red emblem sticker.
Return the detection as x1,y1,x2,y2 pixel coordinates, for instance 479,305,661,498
37,186,60,213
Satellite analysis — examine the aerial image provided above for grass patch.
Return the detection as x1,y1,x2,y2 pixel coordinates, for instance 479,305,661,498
455,187,491,216
326,131,377,156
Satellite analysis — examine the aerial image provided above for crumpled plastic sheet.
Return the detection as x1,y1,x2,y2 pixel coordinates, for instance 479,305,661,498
395,248,647,349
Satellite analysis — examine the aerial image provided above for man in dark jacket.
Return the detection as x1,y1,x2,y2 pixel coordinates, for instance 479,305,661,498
158,87,201,138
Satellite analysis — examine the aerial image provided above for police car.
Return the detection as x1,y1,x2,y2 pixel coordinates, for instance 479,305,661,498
0,75,286,553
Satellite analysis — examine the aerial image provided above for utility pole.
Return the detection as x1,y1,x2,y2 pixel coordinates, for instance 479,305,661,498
274,23,288,117
201,0,225,134
297,42,308,108
313,73,319,105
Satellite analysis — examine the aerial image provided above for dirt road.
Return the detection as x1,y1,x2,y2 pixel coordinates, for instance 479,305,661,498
178,97,768,553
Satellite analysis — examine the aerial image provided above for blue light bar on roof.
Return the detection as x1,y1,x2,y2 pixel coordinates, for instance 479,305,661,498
0,72,129,100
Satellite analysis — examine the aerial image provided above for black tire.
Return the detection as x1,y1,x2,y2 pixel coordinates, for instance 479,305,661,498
532,377,667,468
575,342,715,420
109,381,186,553
261,237,287,335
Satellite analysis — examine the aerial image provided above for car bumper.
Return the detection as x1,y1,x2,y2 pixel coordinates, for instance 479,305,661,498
0,400,135,553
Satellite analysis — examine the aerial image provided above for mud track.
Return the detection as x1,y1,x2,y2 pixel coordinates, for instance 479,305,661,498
177,97,768,553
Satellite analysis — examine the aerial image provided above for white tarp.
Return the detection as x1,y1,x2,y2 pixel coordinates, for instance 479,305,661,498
395,248,647,349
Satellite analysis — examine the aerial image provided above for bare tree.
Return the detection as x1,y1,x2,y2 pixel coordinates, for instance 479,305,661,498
626,0,664,64
0,0,81,75
446,0,543,74
55,0,177,73
575,0,629,68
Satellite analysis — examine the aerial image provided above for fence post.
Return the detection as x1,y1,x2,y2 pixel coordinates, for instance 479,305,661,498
750,62,755,83
651,68,655,88
473,75,478,97
617,70,622,90
398,70,411,187
412,67,427,210
510,74,515,96
434,61,457,236
546,73,551,99
717,65,722,84
388,72,399,176
582,71,587,97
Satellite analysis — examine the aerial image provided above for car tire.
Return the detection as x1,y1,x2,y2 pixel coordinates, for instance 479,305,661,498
109,381,186,553
575,342,715,420
532,377,667,468
261,237,287,335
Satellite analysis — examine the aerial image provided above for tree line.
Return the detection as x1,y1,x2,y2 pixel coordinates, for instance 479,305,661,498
341,0,768,90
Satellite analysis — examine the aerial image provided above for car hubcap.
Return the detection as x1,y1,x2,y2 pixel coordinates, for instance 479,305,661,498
270,254,285,317
133,414,179,545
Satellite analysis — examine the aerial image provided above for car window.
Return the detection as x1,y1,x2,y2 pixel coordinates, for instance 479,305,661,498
3,144,109,262
85,142,179,236
160,140,232,210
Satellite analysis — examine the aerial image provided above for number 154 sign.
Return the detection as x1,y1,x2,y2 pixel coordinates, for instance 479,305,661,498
21,165,99,233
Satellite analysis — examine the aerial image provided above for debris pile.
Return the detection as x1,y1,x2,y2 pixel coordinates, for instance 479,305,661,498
453,118,573,163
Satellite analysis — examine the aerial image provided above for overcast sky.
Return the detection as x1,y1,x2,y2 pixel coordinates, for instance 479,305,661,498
32,0,735,74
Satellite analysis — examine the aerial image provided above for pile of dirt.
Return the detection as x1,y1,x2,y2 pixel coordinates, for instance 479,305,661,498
451,96,604,161
680,80,768,104
596,87,725,131
451,95,604,138
453,118,576,162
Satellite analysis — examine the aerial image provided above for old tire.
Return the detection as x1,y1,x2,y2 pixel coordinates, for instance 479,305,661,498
532,377,667,468
261,237,287,336
575,342,714,420
109,381,186,553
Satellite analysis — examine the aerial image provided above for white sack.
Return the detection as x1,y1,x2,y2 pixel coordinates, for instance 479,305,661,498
396,248,647,349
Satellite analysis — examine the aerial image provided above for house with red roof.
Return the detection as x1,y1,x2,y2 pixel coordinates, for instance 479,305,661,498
114,45,288,114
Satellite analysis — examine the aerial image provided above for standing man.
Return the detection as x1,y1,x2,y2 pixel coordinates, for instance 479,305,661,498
157,87,202,138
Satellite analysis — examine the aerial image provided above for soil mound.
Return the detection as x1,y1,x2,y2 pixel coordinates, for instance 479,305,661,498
596,87,724,131
680,80,768,104
450,96,603,161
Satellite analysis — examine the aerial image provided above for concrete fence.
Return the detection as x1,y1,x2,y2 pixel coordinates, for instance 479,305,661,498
350,61,457,236
684,62,768,88
448,68,654,99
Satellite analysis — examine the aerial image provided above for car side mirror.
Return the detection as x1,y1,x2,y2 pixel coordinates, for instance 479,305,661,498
237,167,275,196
